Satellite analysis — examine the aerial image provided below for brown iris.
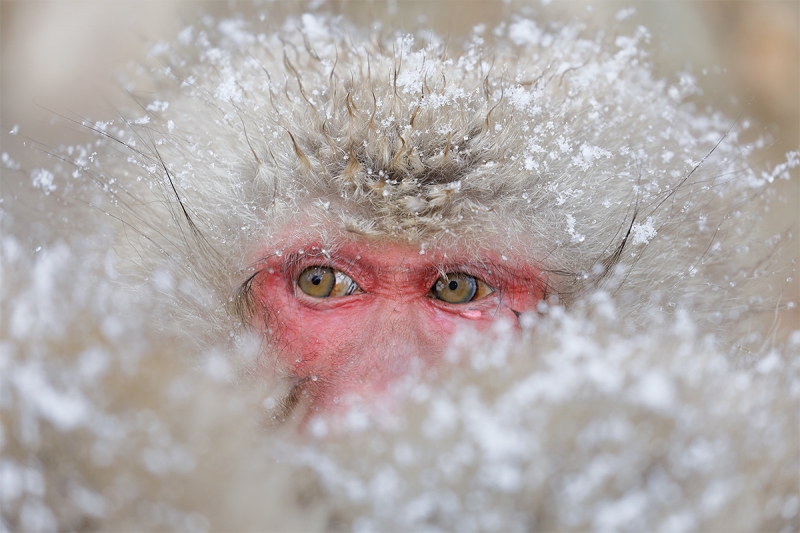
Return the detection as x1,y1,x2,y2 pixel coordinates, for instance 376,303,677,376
297,266,362,298
432,273,494,304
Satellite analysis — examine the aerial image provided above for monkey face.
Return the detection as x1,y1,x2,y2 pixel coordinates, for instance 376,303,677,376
250,235,546,414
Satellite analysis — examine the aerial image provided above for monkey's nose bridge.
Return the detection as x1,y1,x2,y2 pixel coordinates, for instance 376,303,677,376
378,267,428,292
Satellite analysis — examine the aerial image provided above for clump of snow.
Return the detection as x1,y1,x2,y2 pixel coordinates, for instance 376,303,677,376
565,214,585,244
631,216,658,245
30,168,56,194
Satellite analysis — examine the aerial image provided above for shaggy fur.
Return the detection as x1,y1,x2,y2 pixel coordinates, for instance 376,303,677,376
74,15,795,333
1,10,798,532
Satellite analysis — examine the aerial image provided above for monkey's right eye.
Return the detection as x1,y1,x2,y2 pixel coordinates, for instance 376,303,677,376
297,266,362,298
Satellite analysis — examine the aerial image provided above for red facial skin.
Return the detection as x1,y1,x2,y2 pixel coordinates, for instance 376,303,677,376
251,237,546,415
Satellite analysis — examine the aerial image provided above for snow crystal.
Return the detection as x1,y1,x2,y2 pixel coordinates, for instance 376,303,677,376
631,216,658,245
565,214,585,244
214,74,243,103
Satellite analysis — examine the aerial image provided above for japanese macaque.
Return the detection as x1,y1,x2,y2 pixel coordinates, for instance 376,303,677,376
1,6,798,532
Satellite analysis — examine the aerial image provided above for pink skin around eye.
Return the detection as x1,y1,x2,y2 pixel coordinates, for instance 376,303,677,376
251,239,545,415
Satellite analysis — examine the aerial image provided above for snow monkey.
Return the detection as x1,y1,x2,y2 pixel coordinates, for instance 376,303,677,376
12,12,797,421
3,6,799,532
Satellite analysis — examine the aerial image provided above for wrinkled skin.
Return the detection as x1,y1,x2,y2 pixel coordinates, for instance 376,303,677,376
252,236,546,412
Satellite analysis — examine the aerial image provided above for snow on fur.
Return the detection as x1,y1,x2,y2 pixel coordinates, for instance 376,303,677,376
1,11,797,532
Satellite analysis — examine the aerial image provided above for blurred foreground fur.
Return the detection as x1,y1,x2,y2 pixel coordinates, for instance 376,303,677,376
1,10,799,532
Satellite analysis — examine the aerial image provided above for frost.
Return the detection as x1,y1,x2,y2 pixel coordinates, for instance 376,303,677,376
631,216,657,245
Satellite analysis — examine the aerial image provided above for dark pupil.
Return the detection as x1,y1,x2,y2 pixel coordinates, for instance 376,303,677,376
311,275,322,286
448,280,459,291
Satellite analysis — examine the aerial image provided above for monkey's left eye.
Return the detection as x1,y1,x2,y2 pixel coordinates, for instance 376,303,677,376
432,273,494,304
297,266,363,298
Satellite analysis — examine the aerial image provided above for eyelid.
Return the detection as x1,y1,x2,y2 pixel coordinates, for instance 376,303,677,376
285,251,358,281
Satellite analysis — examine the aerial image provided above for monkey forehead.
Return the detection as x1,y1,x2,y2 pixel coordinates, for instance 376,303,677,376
253,227,542,280
256,232,475,265
275,193,531,248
